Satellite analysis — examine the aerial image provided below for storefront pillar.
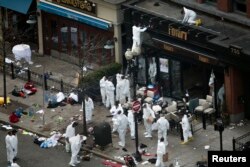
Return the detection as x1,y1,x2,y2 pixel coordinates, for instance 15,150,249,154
114,23,123,64
224,66,245,123
37,9,44,56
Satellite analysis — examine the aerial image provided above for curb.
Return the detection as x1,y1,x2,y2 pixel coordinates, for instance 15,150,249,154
0,119,125,165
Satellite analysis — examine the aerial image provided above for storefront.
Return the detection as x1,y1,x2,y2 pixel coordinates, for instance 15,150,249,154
123,8,224,100
122,2,250,122
0,0,38,45
37,0,122,66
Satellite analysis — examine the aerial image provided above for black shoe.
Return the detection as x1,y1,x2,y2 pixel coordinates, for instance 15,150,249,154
122,147,128,152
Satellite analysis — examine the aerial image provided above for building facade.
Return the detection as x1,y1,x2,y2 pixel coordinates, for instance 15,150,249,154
37,0,125,67
122,0,250,122
1,0,126,68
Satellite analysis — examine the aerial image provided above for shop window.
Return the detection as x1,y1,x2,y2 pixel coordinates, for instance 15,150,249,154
51,20,59,50
60,24,69,53
137,55,147,85
234,0,246,13
171,60,182,98
206,0,217,7
159,57,170,96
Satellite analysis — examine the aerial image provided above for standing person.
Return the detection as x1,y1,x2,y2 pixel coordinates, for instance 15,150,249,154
148,58,157,84
116,110,129,147
143,103,156,138
180,114,193,144
105,77,115,108
99,76,107,105
123,75,131,103
11,159,20,167
127,108,135,140
132,23,147,53
155,137,166,167
11,129,18,160
181,7,198,25
110,101,124,133
69,134,86,167
116,73,122,102
85,95,94,122
65,121,78,152
6,131,15,165
156,114,170,145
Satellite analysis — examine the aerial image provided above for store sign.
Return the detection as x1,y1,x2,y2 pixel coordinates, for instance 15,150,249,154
163,44,174,52
229,45,241,56
49,0,97,15
168,27,188,40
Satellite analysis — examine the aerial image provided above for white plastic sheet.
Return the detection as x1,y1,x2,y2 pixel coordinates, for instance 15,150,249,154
12,44,32,63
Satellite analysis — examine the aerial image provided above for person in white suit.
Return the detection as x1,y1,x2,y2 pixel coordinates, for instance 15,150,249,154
99,76,107,105
148,58,157,84
181,7,197,25
123,76,131,103
69,134,86,166
156,114,170,145
65,121,78,152
180,114,193,144
116,110,129,147
110,101,124,133
127,108,135,140
85,95,94,122
116,73,122,101
143,103,156,138
6,131,15,164
11,129,18,160
105,78,115,108
132,24,147,53
155,137,166,167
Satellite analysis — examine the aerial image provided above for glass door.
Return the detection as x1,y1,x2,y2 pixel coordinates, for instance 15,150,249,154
170,60,182,98
159,57,170,96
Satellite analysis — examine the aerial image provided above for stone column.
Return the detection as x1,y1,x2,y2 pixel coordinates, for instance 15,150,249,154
217,0,233,12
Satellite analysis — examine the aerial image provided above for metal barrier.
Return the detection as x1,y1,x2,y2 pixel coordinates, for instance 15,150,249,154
232,131,250,151
1,62,101,102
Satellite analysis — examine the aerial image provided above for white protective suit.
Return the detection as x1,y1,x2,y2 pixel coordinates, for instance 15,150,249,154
132,25,147,53
56,92,65,103
105,80,115,108
100,76,107,105
116,73,122,101
6,134,15,163
11,162,21,167
182,7,197,25
156,116,170,145
123,77,131,103
127,109,135,139
65,122,76,152
118,77,126,104
217,84,225,106
148,59,157,84
11,134,18,158
69,134,86,166
110,104,124,132
143,104,156,137
85,97,94,122
116,113,129,147
180,114,192,142
155,140,166,167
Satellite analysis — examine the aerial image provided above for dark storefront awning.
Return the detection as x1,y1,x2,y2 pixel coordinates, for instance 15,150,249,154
38,1,112,30
0,0,33,14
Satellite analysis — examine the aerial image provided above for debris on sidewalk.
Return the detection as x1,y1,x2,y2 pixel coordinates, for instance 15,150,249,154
204,145,210,150
1,124,13,130
101,160,123,167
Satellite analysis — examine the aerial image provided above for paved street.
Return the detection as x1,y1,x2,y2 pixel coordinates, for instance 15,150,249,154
0,128,105,167
0,56,250,167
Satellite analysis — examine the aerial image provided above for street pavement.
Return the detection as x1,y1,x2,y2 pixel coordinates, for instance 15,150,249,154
0,129,105,167
1,55,250,167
